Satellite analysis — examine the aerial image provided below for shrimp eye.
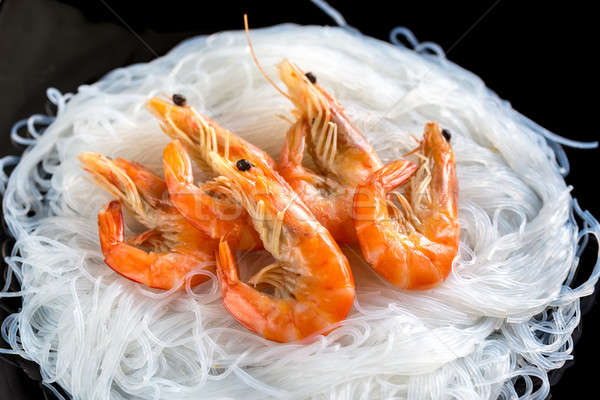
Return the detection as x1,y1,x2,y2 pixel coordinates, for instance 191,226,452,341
305,72,317,84
172,93,187,106
442,129,452,141
236,159,253,171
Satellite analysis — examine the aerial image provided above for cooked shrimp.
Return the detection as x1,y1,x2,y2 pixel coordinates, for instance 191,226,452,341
148,96,293,244
207,151,355,343
79,153,216,290
162,140,262,251
353,123,459,290
277,59,383,186
278,118,358,243
147,96,276,176
275,60,386,244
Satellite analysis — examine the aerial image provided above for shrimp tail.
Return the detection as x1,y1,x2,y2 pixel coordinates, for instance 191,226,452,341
98,200,124,255
216,238,281,339
98,201,159,287
353,160,417,237
98,200,214,290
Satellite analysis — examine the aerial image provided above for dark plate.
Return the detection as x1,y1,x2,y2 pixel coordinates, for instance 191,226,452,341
1,1,599,398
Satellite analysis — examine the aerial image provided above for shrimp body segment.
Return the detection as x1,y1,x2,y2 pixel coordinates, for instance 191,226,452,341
353,123,459,290
275,60,384,244
208,152,355,343
80,153,216,290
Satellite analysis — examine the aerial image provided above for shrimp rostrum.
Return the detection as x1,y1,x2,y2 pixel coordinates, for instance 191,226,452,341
353,123,459,290
206,150,355,343
79,153,217,290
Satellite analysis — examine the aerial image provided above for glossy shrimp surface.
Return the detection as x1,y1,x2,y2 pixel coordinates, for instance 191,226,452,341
353,123,459,290
147,96,276,175
276,60,384,243
208,151,355,343
278,118,358,243
148,97,287,245
79,153,217,290
162,140,262,251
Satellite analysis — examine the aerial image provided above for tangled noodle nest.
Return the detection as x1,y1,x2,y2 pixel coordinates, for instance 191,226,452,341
1,18,599,400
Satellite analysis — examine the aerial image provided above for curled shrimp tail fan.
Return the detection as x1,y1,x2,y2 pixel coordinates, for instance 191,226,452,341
216,238,273,338
98,201,124,255
97,200,216,291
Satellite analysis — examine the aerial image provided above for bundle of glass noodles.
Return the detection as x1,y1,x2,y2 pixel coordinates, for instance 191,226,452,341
1,23,600,400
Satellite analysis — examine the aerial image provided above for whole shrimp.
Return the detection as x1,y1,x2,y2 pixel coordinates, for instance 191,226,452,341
79,153,216,290
148,96,285,249
205,150,355,342
353,123,459,290
275,60,388,244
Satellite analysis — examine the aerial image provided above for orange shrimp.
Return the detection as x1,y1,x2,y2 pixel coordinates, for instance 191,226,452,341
275,60,386,244
148,96,290,246
162,140,262,251
147,96,276,176
207,151,355,343
353,123,459,290
79,153,217,290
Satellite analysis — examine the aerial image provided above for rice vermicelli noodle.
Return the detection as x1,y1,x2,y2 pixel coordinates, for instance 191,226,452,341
1,23,599,400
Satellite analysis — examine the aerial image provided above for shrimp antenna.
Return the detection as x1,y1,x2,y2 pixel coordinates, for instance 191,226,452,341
244,14,291,100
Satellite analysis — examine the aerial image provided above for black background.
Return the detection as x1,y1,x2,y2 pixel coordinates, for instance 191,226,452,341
1,0,598,398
